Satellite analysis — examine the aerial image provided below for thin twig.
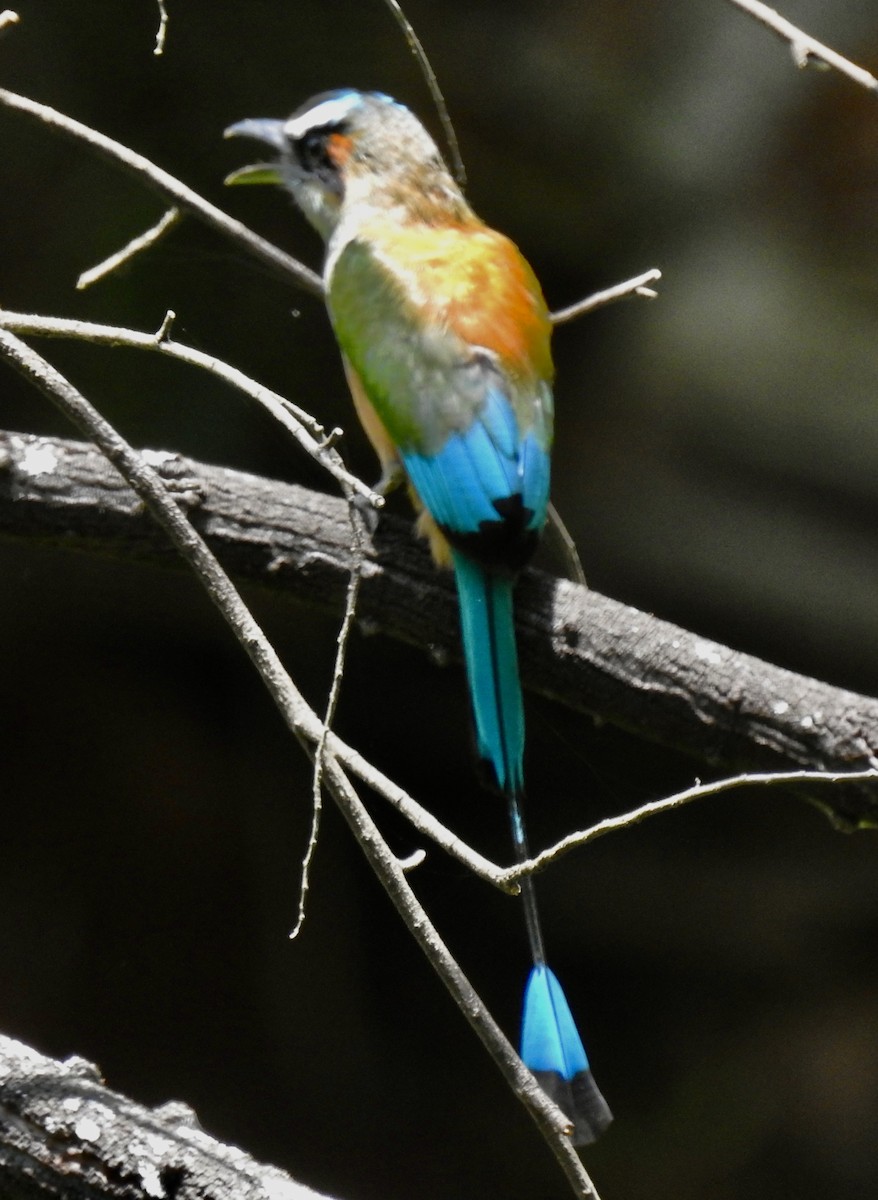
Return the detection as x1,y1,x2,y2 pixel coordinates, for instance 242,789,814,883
505,767,878,883
0,309,380,506
323,732,509,885
723,0,878,92
77,207,182,290
546,501,587,586
0,86,324,297
291,498,368,941
0,331,600,1196
154,0,168,55
552,268,662,325
380,0,466,187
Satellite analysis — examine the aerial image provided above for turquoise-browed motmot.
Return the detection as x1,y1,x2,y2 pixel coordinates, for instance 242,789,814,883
226,90,611,1145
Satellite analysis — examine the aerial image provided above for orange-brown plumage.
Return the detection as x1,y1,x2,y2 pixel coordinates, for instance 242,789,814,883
362,222,554,386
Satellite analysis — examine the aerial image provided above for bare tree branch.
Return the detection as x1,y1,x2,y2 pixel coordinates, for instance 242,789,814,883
293,496,370,941
154,0,168,55
0,309,380,506
0,1032,335,1200
77,207,182,290
551,269,662,325
723,0,878,92
0,86,323,296
2,430,876,831
379,0,466,187
508,767,878,882
0,423,507,887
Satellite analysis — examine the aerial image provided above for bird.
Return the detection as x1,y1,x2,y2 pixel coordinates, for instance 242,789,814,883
225,89,612,1145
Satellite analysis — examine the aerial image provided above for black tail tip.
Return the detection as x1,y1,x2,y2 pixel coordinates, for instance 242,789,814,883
532,1068,613,1146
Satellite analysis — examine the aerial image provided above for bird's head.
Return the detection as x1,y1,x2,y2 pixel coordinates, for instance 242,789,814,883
225,89,469,241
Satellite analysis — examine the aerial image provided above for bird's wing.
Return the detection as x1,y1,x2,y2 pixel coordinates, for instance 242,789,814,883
328,227,553,565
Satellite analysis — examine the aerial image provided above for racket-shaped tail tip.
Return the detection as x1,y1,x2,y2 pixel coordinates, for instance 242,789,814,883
521,964,612,1146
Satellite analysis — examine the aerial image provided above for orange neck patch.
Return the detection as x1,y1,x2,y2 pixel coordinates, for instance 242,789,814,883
326,132,354,168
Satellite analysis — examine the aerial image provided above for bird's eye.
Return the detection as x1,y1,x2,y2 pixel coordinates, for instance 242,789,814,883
296,129,331,173
292,124,347,199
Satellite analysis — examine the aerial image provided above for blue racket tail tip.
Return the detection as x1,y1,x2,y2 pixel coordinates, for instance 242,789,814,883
520,963,613,1146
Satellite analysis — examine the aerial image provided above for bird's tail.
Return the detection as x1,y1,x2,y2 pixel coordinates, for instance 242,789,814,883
452,552,612,1145
452,551,524,796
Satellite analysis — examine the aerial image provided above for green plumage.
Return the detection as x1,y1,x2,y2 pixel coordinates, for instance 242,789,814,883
329,237,488,455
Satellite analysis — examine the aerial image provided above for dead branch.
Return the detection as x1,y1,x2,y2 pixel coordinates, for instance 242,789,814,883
0,1032,334,1200
1,429,875,829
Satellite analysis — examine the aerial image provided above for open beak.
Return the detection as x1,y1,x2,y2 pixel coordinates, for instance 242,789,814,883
223,118,287,186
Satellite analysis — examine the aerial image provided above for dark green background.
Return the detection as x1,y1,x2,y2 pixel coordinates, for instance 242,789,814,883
2,2,878,1198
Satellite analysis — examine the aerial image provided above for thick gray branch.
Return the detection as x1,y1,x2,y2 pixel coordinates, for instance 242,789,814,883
0,1033,333,1200
1,430,876,827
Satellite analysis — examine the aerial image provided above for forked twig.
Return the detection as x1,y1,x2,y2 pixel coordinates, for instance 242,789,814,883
552,269,662,325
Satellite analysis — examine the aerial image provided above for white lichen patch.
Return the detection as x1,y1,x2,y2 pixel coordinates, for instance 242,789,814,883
19,440,59,477
141,449,176,467
262,1170,317,1199
693,639,724,666
74,1115,102,1143
132,1132,174,1160
0,1038,47,1080
139,1162,166,1198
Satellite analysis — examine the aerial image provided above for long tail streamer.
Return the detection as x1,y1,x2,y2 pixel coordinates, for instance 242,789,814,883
453,553,612,1145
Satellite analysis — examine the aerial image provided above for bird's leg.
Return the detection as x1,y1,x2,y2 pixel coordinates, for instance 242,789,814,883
353,459,405,533
375,459,406,497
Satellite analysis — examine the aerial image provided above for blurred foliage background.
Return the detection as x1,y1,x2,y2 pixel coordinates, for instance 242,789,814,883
2,2,878,1198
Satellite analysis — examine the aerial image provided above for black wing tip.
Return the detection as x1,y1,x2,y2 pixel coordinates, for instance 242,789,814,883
532,1067,614,1146
441,493,539,574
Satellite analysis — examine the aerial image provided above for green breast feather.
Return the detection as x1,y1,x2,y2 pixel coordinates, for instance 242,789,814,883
327,238,517,456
